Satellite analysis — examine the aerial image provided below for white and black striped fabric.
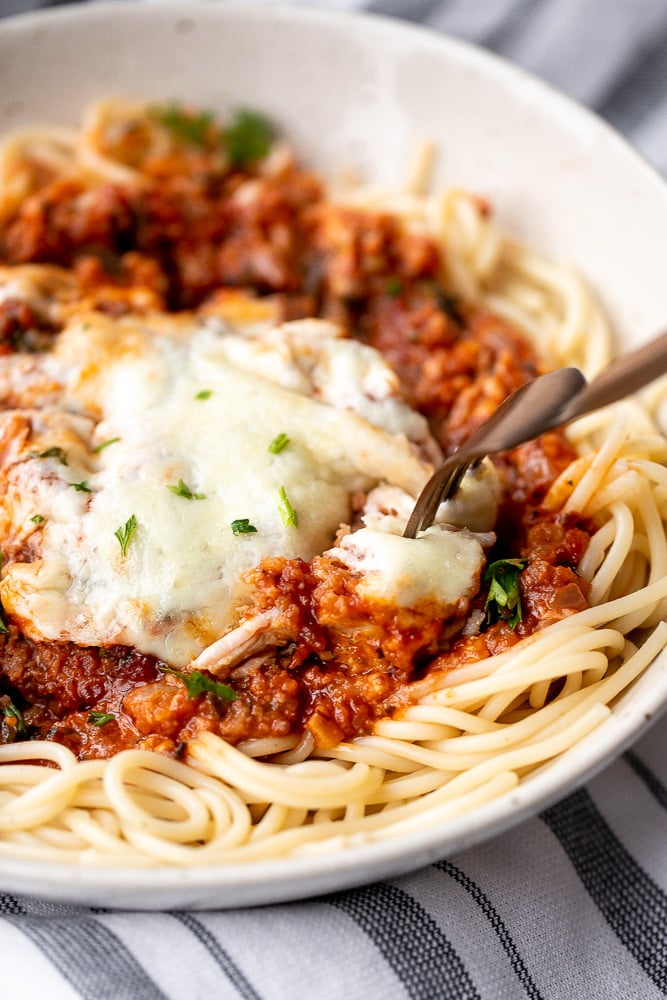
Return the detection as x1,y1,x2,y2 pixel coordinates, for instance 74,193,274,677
2,1,667,997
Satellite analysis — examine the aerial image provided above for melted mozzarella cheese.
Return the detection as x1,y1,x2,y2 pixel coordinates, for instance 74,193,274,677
0,311,438,665
330,525,485,610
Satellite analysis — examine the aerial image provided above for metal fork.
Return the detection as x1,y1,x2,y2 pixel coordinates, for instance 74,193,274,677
404,329,667,539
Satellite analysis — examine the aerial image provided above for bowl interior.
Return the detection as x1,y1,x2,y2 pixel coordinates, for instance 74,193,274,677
1,1,667,908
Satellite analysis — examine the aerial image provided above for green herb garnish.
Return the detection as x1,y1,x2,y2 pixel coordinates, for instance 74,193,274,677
277,485,298,528
71,480,92,493
195,390,213,400
268,432,290,455
160,665,236,702
166,478,207,501
30,514,45,524
3,701,26,737
114,514,138,557
386,277,403,297
155,103,213,147
231,518,258,536
224,109,273,166
484,558,528,630
30,446,68,466
93,437,120,454
88,711,115,727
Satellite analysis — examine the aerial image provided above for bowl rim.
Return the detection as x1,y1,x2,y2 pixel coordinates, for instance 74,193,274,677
1,0,667,909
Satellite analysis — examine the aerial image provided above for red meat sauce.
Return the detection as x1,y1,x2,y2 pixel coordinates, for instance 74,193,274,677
0,131,595,759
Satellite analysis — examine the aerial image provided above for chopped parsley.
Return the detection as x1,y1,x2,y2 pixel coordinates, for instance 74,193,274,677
114,514,138,557
93,437,120,454
484,558,528,630
155,103,213,147
268,432,290,455
30,514,45,524
30,446,68,466
195,390,213,400
277,485,298,528
224,109,273,166
70,480,92,493
386,277,403,297
88,711,115,727
160,665,236,702
231,518,258,535
3,701,26,737
166,478,207,501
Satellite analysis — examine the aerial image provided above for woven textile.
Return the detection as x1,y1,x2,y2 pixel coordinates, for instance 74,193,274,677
1,2,667,997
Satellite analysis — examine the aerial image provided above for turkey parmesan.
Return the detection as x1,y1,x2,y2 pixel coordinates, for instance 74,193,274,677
0,291,489,667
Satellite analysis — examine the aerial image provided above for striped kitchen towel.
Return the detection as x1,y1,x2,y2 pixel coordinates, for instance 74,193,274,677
1,1,667,998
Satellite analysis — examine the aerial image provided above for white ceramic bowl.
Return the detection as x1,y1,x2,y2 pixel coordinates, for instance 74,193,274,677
1,1,667,910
